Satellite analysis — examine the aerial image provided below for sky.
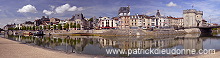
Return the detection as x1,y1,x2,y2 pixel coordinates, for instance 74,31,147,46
0,0,220,28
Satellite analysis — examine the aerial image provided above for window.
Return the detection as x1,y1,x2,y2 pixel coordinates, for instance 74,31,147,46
112,21,113,27
151,23,155,26
152,19,155,22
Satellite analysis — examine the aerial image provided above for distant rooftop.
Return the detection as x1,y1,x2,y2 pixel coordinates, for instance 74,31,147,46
118,6,130,14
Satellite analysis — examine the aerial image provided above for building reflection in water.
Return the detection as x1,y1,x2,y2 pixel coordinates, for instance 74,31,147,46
4,33,206,56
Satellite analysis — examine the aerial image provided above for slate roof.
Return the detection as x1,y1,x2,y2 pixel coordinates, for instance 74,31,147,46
118,6,130,14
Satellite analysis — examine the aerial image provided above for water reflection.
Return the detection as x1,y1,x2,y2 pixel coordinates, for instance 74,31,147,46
3,33,220,57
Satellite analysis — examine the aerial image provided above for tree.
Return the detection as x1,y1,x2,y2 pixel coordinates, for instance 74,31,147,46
64,23,69,29
47,25,50,30
88,18,93,22
39,26,43,30
53,25,57,30
32,26,35,30
27,26,30,30
73,23,76,28
0,28,3,31
30,26,33,30
58,24,62,30
8,28,14,30
22,26,26,30
43,26,46,30
36,26,39,30
77,24,80,28
70,23,73,28
14,27,19,30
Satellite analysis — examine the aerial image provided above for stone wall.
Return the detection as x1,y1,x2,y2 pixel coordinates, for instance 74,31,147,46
6,28,199,36
184,28,201,33
101,29,147,36
100,29,186,36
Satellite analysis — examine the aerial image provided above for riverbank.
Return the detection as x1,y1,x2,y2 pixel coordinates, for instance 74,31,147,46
0,37,93,58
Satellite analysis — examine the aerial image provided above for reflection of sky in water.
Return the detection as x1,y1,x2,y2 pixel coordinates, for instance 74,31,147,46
216,34,220,36
3,33,220,57
83,44,107,55
203,39,220,50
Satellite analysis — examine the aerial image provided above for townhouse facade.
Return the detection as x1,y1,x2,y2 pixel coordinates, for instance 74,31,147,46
129,15,169,29
118,16,130,29
98,17,118,29
68,13,89,30
167,17,184,28
130,15,146,29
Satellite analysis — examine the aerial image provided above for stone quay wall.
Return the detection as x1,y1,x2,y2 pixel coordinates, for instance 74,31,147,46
5,28,202,36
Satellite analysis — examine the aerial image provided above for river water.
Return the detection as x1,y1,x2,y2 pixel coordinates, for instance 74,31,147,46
1,33,220,57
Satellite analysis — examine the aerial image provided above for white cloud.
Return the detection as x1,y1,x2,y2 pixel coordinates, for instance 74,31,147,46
145,11,156,15
68,6,77,11
49,5,55,10
184,0,220,24
77,7,84,11
35,17,40,19
43,10,54,15
166,2,177,7
55,4,71,13
17,4,37,13
55,3,84,13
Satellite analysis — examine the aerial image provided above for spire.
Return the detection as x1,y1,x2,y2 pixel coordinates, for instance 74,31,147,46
156,10,161,17
127,5,130,8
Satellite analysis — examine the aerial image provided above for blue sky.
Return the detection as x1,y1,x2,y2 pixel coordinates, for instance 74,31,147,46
0,0,220,27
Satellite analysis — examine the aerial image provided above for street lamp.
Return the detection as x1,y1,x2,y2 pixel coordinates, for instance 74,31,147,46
208,15,213,26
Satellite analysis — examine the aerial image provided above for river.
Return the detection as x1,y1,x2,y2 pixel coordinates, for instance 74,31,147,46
1,33,220,57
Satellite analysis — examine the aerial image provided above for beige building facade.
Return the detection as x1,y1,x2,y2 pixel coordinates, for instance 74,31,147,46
183,9,203,27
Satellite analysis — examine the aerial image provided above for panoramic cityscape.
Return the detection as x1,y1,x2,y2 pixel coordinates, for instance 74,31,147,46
1,0,220,58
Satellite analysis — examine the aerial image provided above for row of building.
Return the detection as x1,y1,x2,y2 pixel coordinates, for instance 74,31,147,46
4,6,213,30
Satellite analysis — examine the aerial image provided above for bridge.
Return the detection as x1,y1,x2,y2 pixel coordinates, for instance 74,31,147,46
181,25,220,29
179,25,220,33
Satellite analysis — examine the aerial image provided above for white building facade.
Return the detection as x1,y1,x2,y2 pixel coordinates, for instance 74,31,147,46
99,17,118,28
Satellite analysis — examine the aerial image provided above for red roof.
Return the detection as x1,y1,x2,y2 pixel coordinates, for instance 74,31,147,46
168,17,183,19
119,16,130,18
173,18,183,19
100,27,116,28
213,24,218,25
